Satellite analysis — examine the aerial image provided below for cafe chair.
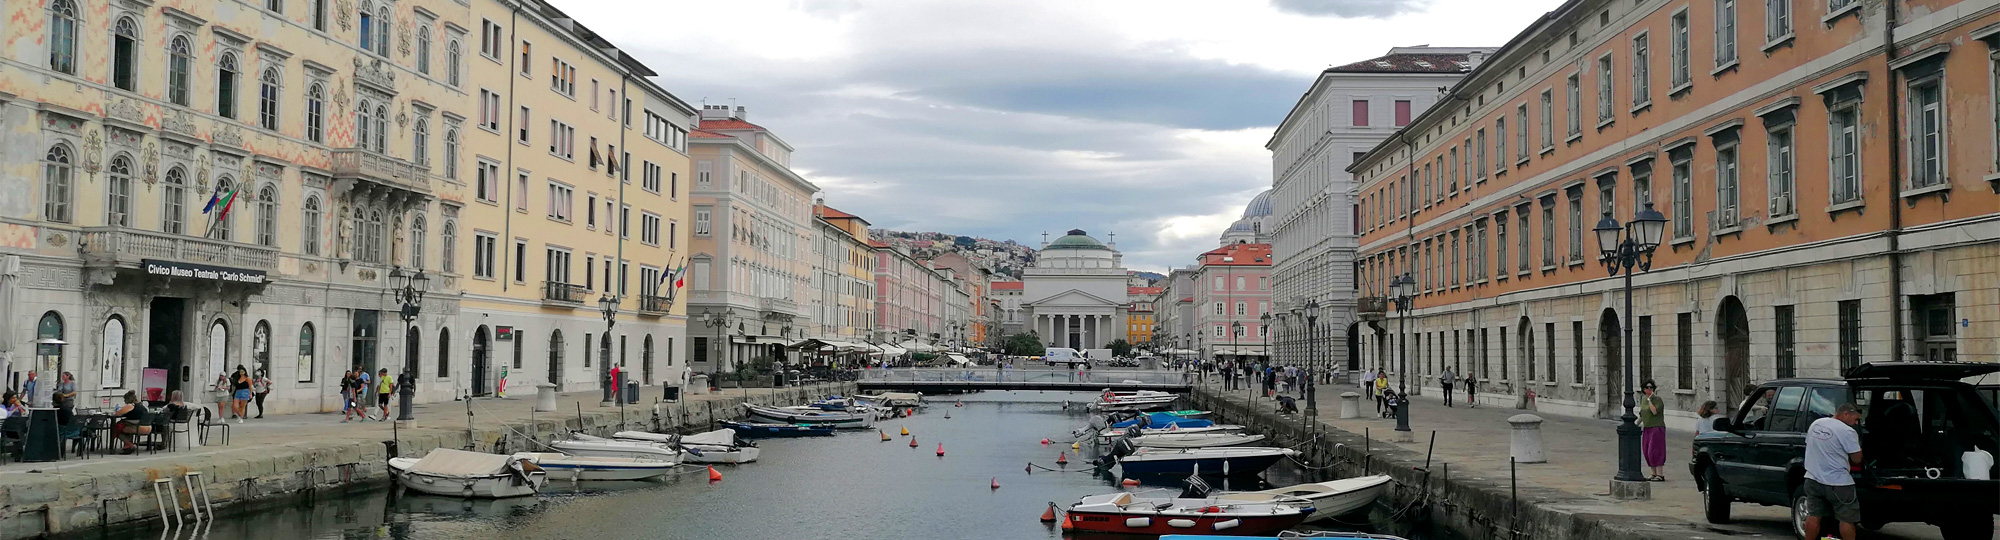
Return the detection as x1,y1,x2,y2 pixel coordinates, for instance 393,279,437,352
0,417,27,464
197,406,231,446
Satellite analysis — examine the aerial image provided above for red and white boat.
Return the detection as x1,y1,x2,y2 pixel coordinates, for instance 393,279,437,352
1064,491,1313,536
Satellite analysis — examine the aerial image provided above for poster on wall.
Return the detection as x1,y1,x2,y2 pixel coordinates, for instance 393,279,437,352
101,318,125,388
208,321,228,393
142,368,167,402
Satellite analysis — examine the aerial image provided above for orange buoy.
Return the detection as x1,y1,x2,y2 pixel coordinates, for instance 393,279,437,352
1120,478,1141,486
1039,503,1058,522
1059,514,1074,530
707,466,723,482
990,476,1000,489
1056,452,1069,465
909,437,919,448
1025,463,1033,474
936,442,945,456
1040,438,1051,445
955,401,963,407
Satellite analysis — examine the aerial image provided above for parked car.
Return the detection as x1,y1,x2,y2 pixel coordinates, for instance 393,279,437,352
1690,362,2000,540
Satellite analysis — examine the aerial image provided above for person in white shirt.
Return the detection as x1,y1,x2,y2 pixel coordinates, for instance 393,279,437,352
1802,403,1864,540
1362,369,1377,401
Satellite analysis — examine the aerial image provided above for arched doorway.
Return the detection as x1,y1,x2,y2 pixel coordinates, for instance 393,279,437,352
548,330,565,386
1718,296,1751,407
471,326,491,396
1518,317,1535,382
1345,323,1359,371
1597,309,1622,419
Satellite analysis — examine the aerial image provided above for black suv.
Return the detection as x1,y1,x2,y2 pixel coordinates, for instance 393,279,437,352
1691,362,2000,539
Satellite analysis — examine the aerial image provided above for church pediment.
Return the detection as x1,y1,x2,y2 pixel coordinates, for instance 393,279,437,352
1024,288,1120,307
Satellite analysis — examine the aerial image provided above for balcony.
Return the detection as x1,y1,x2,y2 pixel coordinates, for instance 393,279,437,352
330,148,432,195
79,227,279,271
542,281,588,306
760,296,798,314
1357,296,1388,322
639,294,673,316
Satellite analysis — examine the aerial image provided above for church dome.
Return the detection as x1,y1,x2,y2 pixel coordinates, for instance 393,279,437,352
1240,189,1274,219
1046,229,1111,251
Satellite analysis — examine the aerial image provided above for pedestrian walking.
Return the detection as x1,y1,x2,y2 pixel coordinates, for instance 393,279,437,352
230,366,252,423
1693,400,1722,435
376,369,394,421
53,372,77,425
252,369,272,418
1638,379,1667,480
1801,403,1864,540
1462,373,1478,408
1362,368,1377,401
20,371,36,407
339,368,358,422
1373,375,1389,413
1438,368,1456,407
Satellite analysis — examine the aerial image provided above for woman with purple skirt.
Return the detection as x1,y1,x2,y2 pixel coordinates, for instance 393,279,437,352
1638,379,1668,481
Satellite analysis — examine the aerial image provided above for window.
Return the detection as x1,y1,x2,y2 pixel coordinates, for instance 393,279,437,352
520,42,532,75
1768,124,1795,216
1598,176,1616,217
107,155,133,227
694,207,711,235
256,187,277,247
1475,129,1488,179
641,213,661,245
305,83,326,142
479,90,500,130
48,0,78,74
1838,299,1861,371
359,9,373,51
42,145,73,223
1716,144,1740,228
513,240,526,283
407,213,426,268
1236,302,1247,316
1715,0,1738,66
1908,75,1945,189
1516,208,1531,272
311,0,326,31
1775,305,1796,378
1540,200,1555,267
1566,189,1583,262
168,36,193,106
474,161,498,202
413,24,432,75
1672,151,1694,238
443,129,460,179
112,16,139,90
1634,164,1654,210
545,247,570,285
1494,119,1507,172
302,195,322,255
1636,315,1653,382
585,193,596,228
1571,320,1584,382
620,205,630,239
1214,302,1224,316
1671,10,1691,87
163,168,187,234
1448,147,1460,192
550,58,576,96
1516,105,1530,161
441,218,456,273
217,53,240,119
548,120,574,158
1393,100,1411,126
1597,55,1614,123
473,232,496,278
1474,219,1489,281
1545,322,1558,381
1767,0,1792,41
1632,33,1651,107
546,182,572,221
1539,90,1554,149
1495,214,1508,277
361,209,381,262
1352,100,1369,126
255,68,281,130
1830,103,1861,203
412,118,430,166
480,19,502,58
519,107,531,144
1676,312,1693,389
515,170,528,211
1566,73,1582,136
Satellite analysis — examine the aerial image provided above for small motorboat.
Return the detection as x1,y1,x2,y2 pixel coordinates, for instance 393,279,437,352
548,433,682,462
614,430,762,464
511,452,676,481
388,448,546,499
854,391,923,408
1112,412,1217,430
720,420,836,438
1092,389,1181,411
1129,432,1269,449
744,403,876,429
1064,491,1313,536
1096,424,1247,440
1216,475,1394,522
1116,447,1299,477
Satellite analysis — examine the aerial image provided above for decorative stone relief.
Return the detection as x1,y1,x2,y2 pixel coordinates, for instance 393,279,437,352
240,158,257,187
397,17,414,57
396,102,409,128
46,233,67,248
255,161,283,182
109,98,144,125
142,142,159,189
332,78,351,114
108,127,142,150
336,0,354,30
82,130,103,178
163,110,197,137
353,57,397,91
213,124,245,148
42,113,83,135
358,268,377,281
164,140,194,160
195,155,211,192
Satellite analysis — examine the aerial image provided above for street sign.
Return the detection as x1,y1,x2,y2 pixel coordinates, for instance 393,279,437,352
496,326,514,341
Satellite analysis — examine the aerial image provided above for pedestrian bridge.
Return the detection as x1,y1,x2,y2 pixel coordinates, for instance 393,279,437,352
854,368,1192,392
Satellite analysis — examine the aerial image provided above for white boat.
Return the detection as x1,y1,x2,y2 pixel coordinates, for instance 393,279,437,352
1091,389,1180,411
1216,475,1394,522
1065,490,1314,535
388,448,546,499
744,403,876,429
1115,446,1299,477
1095,424,1247,439
510,452,676,481
855,391,923,408
1128,432,1269,449
613,430,763,464
549,433,683,461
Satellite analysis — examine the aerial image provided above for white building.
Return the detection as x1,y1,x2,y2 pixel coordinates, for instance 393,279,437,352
1266,46,1493,373
1022,230,1128,351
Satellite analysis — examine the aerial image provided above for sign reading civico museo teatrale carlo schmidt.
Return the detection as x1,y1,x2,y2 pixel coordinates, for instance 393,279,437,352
142,259,268,285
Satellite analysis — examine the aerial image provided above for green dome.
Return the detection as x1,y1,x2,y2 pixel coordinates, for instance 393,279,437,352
1047,229,1111,250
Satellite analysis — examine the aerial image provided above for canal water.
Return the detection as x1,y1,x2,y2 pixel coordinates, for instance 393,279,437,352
105,392,1429,540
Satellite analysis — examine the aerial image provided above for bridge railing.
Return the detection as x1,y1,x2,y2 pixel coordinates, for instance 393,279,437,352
855,367,1190,387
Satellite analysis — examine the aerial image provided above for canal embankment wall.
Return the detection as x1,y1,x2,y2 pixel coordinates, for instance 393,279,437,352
0,383,854,540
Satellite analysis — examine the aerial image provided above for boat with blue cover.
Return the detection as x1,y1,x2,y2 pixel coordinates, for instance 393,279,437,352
1113,411,1217,430
719,420,836,438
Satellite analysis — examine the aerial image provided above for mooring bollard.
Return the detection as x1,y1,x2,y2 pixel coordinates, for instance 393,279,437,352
1508,414,1546,464
534,383,559,412
1338,391,1361,419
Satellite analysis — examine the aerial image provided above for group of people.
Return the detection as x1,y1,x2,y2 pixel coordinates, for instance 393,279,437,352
1,371,79,420
338,367,397,422
1206,360,1320,399
214,366,273,422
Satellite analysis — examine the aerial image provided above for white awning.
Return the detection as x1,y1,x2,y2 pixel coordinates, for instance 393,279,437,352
874,344,908,356
945,354,972,365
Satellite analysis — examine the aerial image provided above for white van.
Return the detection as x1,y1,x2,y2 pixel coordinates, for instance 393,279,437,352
1044,347,1089,368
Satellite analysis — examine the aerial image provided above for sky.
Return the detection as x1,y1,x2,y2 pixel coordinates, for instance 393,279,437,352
557,0,1563,274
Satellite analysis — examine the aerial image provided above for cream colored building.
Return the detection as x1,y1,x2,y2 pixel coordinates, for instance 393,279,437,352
686,105,820,377
812,204,875,345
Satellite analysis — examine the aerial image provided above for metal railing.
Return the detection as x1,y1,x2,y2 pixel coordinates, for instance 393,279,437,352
542,281,588,304
855,367,1191,387
639,294,673,314
79,227,280,270
330,148,433,192
1358,296,1389,321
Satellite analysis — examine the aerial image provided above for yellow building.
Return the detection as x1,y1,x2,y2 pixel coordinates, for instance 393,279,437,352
1128,287,1161,349
459,0,697,396
814,204,876,345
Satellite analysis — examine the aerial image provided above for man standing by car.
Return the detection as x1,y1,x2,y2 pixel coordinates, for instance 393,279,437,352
1803,403,1864,540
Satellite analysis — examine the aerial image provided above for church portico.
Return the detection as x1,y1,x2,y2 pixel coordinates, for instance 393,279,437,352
1021,229,1130,353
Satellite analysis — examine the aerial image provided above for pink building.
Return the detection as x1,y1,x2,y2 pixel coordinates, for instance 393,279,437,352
1191,243,1272,363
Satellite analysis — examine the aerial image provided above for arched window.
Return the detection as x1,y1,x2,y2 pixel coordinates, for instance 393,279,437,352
440,219,457,273
416,25,432,75
548,330,565,385
445,40,462,87
256,186,278,247
357,4,373,51
252,320,272,378
112,16,140,90
297,323,317,383
101,316,127,388
302,195,323,255
436,327,451,378
375,8,391,56
48,0,78,74
163,167,187,234
413,118,430,166
206,320,228,383
43,144,73,223
107,154,133,226
211,176,236,240
410,213,427,269
373,104,389,153
258,68,282,130
36,311,65,373
168,35,193,106
354,99,373,151
442,128,460,179
366,210,385,263
217,52,241,119
305,83,326,143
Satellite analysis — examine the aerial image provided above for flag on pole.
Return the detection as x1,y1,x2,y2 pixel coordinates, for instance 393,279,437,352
213,185,242,221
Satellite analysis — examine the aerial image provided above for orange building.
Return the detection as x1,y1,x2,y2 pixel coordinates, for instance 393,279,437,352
1128,286,1163,348
1352,0,1999,426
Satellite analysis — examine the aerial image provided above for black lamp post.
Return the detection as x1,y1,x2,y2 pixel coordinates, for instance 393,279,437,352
1258,312,1271,370
1594,202,1668,490
389,266,428,422
1303,299,1320,415
1389,273,1415,435
598,294,618,406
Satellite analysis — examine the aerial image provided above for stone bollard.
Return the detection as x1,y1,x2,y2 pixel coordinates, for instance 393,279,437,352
1509,414,1546,464
1338,392,1362,419
535,383,559,412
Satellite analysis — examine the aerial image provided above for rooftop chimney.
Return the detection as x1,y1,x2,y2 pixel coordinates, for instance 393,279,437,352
1465,50,1488,70
734,106,747,120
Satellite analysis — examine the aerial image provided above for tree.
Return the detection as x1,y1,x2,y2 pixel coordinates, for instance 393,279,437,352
1107,339,1134,358
1002,332,1046,357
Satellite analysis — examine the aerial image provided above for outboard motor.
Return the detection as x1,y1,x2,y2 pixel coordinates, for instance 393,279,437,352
1110,437,1138,458
1178,474,1213,499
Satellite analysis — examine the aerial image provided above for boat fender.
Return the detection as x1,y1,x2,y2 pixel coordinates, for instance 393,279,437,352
1212,519,1240,531
1120,478,1140,486
1167,519,1196,528
1124,517,1151,528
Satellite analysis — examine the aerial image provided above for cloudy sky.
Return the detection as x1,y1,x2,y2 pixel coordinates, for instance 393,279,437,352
559,0,1562,274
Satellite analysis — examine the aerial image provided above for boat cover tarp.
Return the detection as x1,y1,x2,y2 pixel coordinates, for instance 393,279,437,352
681,429,737,446
408,448,513,476
1112,413,1215,429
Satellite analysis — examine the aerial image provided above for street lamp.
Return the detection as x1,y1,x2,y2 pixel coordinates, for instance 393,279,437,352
389,266,428,422
1258,312,1271,371
1594,203,1668,494
598,293,619,406
1389,273,1416,436
1303,299,1320,415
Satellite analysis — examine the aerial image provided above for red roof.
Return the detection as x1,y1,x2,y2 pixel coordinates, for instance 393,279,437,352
699,118,766,132
867,240,891,248
990,281,1024,291
819,206,859,219
1128,286,1163,295
1199,243,1273,266
690,129,731,138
